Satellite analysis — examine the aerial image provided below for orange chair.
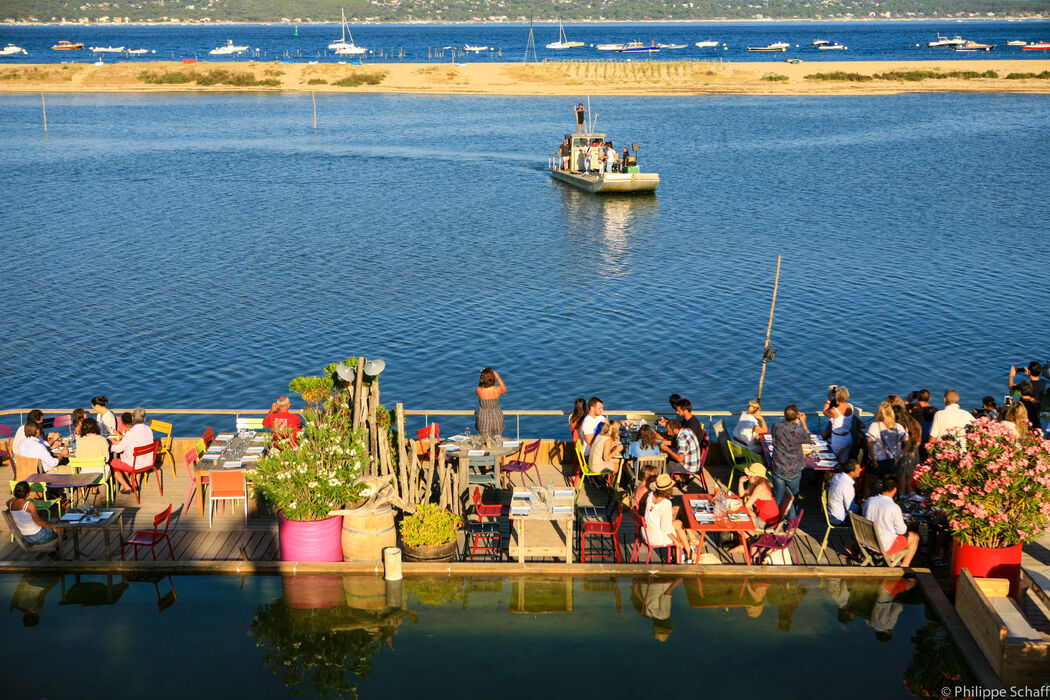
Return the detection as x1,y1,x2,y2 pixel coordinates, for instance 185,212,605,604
209,470,248,527
111,440,162,504
121,504,175,561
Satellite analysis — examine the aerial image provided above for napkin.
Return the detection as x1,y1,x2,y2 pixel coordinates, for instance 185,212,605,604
467,449,485,456
223,460,242,469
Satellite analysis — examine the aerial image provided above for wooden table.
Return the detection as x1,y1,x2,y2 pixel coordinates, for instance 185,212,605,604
681,493,757,565
56,508,125,560
761,433,839,472
442,440,523,516
193,432,266,517
508,487,575,564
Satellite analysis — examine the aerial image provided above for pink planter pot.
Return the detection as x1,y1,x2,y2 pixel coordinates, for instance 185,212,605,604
278,512,344,563
282,575,345,610
949,540,1023,599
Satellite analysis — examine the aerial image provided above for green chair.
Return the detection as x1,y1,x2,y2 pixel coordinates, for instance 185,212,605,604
713,419,753,489
817,476,852,564
7,480,61,542
573,440,620,504
68,456,112,507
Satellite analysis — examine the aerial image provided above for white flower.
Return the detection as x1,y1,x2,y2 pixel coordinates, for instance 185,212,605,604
289,501,297,509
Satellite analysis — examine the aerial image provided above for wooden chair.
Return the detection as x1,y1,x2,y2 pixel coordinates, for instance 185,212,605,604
209,470,248,527
111,440,163,505
849,512,906,567
149,419,178,479
121,504,175,561
3,508,61,558
817,478,852,564
12,454,41,482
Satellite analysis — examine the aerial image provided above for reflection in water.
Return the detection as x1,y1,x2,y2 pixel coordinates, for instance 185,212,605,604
9,573,176,626
826,577,920,641
558,186,660,274
10,574,60,627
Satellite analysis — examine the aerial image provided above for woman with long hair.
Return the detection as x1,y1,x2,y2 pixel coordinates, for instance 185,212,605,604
823,386,855,464
732,399,768,454
1000,401,1029,437
864,401,907,498
474,367,506,436
568,397,586,442
589,420,624,476
892,404,922,496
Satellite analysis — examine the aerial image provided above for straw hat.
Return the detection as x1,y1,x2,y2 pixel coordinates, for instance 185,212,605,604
744,463,767,479
653,474,674,491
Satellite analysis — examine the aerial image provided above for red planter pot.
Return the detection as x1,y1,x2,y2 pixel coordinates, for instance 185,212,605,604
949,540,1023,599
278,512,344,563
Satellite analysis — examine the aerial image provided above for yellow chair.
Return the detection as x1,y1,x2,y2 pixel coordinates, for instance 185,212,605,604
68,456,112,506
235,417,266,432
149,419,177,479
195,438,207,459
573,440,621,504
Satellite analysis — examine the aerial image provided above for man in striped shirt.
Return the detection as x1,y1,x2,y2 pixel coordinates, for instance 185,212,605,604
660,419,701,475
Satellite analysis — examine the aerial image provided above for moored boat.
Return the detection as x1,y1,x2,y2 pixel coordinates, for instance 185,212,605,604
926,35,967,48
328,8,367,54
695,40,720,48
658,43,687,50
0,44,27,55
1022,41,1050,50
596,43,624,51
546,22,584,50
617,41,659,53
90,46,125,53
747,43,788,52
952,41,994,52
817,43,847,50
126,48,149,55
209,39,250,55
1006,40,1027,46
51,41,84,50
811,39,831,46
463,44,489,53
549,131,659,194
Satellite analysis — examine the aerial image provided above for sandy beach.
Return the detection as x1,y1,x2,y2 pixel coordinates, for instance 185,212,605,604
1,59,1049,95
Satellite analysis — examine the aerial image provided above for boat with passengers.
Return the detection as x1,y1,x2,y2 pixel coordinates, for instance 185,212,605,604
549,132,659,194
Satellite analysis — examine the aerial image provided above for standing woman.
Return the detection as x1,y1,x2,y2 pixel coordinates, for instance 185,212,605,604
91,395,117,438
823,386,855,464
568,397,587,442
475,368,506,437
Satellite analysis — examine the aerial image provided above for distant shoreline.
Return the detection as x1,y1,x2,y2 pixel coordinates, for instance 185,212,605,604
2,17,1048,27
2,59,1049,96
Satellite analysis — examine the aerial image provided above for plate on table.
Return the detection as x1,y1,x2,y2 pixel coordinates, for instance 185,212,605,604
240,455,259,463
201,453,220,461
245,446,264,454
816,460,837,467
728,511,751,522
222,460,242,469
816,452,836,459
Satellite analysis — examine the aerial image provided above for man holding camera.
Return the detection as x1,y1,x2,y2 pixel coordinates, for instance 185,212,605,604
1009,361,1045,405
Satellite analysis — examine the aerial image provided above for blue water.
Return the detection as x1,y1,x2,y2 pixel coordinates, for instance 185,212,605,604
1,92,1048,436
1,19,1049,64
0,573,963,699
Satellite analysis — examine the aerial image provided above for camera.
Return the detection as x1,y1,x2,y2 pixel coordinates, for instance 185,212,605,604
827,384,838,407
905,391,919,404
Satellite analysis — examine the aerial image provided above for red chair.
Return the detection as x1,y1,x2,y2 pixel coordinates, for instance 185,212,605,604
182,448,209,516
416,423,441,462
581,503,624,563
201,426,215,448
501,439,543,488
466,486,506,560
111,440,163,504
121,504,175,561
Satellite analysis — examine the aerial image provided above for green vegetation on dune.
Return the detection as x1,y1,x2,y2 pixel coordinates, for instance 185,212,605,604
138,68,280,86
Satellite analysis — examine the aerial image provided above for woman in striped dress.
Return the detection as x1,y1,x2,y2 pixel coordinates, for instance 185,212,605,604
475,367,507,437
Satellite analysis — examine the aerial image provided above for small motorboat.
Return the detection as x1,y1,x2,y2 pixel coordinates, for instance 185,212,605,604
90,46,125,53
1006,40,1028,46
1022,41,1050,50
209,39,249,55
747,42,789,52
657,43,687,50
52,41,84,50
126,48,149,55
618,41,659,53
811,39,831,46
695,40,720,48
0,44,27,55
463,44,489,53
952,41,994,52
817,43,847,50
596,43,624,51
926,35,967,48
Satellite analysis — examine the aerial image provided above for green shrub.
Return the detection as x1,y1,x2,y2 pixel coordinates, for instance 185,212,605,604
400,504,462,547
761,73,788,82
139,70,195,84
873,69,998,82
804,71,873,82
1006,72,1037,79
307,78,328,85
332,70,387,87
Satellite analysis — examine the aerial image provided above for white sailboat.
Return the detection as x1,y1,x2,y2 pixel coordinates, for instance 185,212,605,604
546,22,584,50
328,8,367,55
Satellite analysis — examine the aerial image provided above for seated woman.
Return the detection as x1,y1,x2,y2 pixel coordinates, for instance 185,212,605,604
728,463,780,558
116,411,134,437
589,420,624,478
6,481,60,546
732,400,768,455
76,418,112,471
70,407,86,444
634,464,660,510
635,466,699,559
644,474,690,563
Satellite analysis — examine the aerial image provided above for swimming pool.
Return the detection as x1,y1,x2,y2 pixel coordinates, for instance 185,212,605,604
1,573,969,699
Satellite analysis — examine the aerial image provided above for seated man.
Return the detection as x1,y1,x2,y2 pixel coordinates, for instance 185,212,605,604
12,409,61,454
659,420,701,479
15,422,67,473
862,477,919,567
109,407,154,494
579,397,606,458
263,395,302,446
827,459,862,526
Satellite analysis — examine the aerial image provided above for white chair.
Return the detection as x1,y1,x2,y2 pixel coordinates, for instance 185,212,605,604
235,417,266,432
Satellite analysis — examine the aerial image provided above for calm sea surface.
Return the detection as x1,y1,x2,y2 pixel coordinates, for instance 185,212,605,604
1,92,1047,435
1,19,1049,63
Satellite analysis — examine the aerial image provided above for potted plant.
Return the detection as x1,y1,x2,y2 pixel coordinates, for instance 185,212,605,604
254,392,369,562
399,504,462,562
915,418,1050,597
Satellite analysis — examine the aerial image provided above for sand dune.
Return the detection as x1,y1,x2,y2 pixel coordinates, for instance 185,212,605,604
1,59,1049,95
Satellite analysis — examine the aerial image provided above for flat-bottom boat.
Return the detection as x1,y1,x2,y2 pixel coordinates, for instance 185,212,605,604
953,41,994,52
748,43,788,52
52,41,83,50
818,43,847,50
0,44,27,55
549,132,658,194
695,40,720,48
90,46,125,53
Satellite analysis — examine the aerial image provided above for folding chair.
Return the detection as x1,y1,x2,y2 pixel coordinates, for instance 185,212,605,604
209,470,248,527
817,478,852,564
121,504,175,561
849,512,906,567
149,419,178,479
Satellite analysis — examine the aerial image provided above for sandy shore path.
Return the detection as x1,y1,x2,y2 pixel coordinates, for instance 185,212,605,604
1,59,1049,95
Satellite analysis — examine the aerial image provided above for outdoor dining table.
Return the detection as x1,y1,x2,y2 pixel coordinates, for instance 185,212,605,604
193,432,266,517
760,433,839,472
55,507,126,560
439,439,523,516
27,471,103,496
681,493,757,566
508,486,575,564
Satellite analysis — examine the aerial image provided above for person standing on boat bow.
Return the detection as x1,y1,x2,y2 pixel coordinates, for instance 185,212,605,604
575,103,586,134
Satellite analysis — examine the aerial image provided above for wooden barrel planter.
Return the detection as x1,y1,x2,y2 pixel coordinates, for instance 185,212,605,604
342,575,389,611
401,540,457,563
341,504,396,564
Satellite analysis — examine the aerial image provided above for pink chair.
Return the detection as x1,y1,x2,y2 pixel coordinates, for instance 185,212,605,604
501,439,543,487
182,448,209,516
51,415,73,436
0,424,13,464
111,440,162,504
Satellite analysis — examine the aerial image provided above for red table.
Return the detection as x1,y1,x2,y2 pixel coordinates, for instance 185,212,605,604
681,493,757,565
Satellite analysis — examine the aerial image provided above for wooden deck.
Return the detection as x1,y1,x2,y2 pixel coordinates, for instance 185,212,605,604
0,449,936,569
